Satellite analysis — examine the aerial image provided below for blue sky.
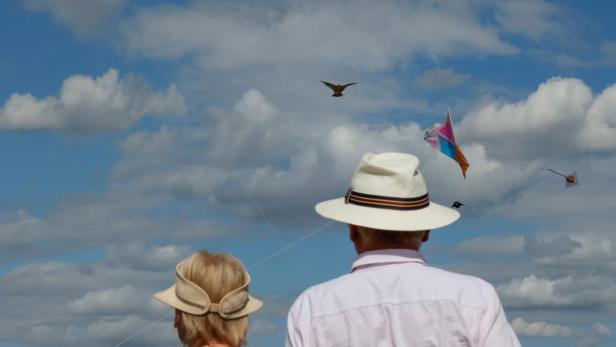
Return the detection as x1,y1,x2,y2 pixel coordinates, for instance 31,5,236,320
1,1,616,346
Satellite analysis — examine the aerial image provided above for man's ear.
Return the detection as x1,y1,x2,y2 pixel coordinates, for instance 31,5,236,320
422,230,431,243
349,224,359,242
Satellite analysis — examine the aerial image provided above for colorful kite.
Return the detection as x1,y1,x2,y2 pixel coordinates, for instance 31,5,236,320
424,111,470,178
541,168,579,188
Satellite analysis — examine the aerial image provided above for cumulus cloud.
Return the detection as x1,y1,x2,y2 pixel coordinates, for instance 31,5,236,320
0,69,186,132
67,285,147,315
453,234,525,256
458,77,616,160
104,243,191,271
413,68,470,90
458,77,593,160
592,323,612,337
511,317,579,337
493,0,566,40
498,274,616,310
524,234,582,257
577,83,616,151
121,0,516,70
23,0,126,37
248,318,279,337
0,246,183,347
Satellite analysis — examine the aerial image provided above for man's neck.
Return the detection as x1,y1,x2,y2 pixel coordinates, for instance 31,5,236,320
358,244,419,255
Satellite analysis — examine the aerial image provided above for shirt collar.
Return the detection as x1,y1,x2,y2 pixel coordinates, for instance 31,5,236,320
351,249,426,273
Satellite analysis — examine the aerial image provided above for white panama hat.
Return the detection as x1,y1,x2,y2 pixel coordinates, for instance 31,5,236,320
315,152,459,231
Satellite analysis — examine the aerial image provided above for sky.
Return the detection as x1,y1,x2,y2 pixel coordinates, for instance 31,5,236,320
1,0,616,346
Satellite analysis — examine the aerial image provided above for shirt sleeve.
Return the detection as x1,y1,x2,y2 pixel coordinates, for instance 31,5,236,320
477,283,522,347
285,298,306,347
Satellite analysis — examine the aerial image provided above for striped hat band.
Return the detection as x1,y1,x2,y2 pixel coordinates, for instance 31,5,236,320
345,189,430,211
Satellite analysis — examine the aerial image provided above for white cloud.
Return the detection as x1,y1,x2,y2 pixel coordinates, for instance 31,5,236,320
413,68,470,90
577,337,600,347
592,323,612,337
82,315,175,346
454,234,525,256
577,83,616,151
0,69,186,132
458,77,594,160
511,317,579,337
493,0,565,40
599,41,616,62
23,0,126,37
105,243,191,271
234,88,277,123
121,0,516,71
67,285,145,315
248,318,278,337
498,274,616,309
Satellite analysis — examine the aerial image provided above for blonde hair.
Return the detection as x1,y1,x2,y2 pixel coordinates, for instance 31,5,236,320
357,226,427,250
176,251,248,347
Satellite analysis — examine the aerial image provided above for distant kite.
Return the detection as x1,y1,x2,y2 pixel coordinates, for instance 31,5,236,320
424,110,470,178
451,201,465,208
321,81,356,97
541,168,579,187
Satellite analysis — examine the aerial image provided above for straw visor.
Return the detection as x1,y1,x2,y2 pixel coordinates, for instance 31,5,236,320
153,260,262,319
316,152,460,231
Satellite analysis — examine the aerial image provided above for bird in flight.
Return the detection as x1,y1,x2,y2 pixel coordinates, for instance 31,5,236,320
541,168,579,188
321,81,357,97
451,201,465,208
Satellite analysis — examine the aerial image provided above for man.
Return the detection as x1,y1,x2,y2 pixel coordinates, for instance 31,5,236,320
286,152,520,347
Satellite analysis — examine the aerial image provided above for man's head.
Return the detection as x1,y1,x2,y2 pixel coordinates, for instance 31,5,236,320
349,224,430,254
314,152,460,248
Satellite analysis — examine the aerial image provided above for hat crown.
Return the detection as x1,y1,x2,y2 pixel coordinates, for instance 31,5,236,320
351,152,427,198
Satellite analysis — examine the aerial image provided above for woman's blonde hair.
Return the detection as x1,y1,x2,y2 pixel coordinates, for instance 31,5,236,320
176,251,249,347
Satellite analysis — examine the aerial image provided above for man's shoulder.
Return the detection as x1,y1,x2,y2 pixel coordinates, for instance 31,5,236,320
289,264,498,319
287,273,355,319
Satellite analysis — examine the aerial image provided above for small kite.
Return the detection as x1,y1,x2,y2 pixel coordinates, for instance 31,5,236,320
541,168,579,188
451,201,465,208
321,81,356,97
424,110,470,178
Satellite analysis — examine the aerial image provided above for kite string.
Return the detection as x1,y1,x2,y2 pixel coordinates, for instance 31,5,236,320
112,220,333,346
247,220,334,271
111,311,174,347
541,168,567,177
105,14,326,345
245,187,311,283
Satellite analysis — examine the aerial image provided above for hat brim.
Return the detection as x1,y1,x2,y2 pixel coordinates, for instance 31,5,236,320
315,197,459,231
153,285,263,318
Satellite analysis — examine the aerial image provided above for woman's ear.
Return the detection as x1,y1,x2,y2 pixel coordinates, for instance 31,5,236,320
174,309,181,328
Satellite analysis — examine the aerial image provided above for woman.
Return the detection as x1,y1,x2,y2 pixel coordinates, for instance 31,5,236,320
154,251,262,347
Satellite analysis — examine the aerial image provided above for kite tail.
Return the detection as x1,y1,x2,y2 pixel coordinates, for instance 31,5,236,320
455,145,469,178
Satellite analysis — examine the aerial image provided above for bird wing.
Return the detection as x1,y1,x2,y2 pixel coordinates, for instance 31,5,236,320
321,81,337,91
341,82,357,88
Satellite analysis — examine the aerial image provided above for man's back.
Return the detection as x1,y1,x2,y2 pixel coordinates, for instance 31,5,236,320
286,249,521,347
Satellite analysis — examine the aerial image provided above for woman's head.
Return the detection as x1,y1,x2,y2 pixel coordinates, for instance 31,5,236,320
154,251,262,347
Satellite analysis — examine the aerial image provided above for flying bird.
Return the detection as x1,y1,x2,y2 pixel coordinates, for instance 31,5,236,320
321,81,357,97
541,168,579,188
424,110,470,178
451,201,465,208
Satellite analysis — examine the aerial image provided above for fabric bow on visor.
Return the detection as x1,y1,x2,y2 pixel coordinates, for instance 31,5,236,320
153,261,262,319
